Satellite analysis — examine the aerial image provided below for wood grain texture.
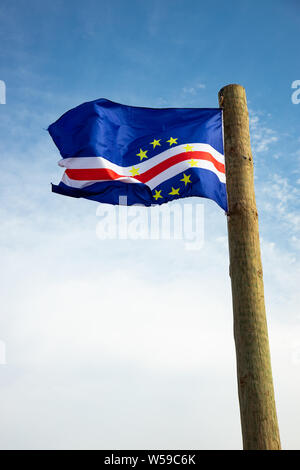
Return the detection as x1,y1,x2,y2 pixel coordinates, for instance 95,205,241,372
218,84,281,450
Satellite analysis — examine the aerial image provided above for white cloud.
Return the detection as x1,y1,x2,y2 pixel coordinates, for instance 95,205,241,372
0,173,299,449
258,174,300,239
0,225,241,449
182,83,206,95
249,110,279,153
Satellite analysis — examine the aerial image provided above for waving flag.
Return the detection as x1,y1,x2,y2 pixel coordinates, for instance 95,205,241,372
48,99,227,211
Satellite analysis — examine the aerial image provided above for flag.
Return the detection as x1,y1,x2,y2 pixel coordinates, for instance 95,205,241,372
48,99,227,211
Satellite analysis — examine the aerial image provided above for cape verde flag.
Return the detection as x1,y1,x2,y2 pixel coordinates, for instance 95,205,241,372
48,99,227,212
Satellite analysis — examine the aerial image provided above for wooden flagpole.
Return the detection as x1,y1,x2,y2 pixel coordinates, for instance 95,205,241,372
218,84,281,450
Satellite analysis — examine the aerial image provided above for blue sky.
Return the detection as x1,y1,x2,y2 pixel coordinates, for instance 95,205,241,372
0,0,299,450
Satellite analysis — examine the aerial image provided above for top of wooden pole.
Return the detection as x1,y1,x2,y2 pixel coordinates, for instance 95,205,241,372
217,84,256,213
218,83,245,97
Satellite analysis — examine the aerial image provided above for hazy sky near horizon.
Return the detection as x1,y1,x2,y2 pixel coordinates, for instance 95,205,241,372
0,0,299,449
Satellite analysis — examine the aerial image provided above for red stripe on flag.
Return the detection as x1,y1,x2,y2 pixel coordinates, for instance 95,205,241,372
65,168,123,180
135,151,224,183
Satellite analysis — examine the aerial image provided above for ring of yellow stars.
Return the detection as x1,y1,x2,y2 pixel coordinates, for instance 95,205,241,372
184,144,194,152
130,166,140,176
169,187,180,196
150,139,161,149
136,148,148,161
180,173,192,186
188,159,198,167
167,137,178,146
153,190,163,200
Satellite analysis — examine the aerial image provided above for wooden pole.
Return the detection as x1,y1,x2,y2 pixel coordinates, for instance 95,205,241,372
218,84,281,450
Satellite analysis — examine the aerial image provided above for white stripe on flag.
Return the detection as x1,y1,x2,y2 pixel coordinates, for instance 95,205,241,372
58,143,224,175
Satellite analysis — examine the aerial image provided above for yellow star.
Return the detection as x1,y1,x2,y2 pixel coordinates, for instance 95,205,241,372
180,173,192,186
169,187,180,196
189,159,198,167
167,137,178,146
136,148,148,161
184,144,194,152
130,166,140,176
150,139,161,149
153,190,163,200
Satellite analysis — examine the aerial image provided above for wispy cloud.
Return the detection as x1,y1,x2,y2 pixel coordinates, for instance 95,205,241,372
249,110,279,153
182,83,206,95
256,172,300,258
